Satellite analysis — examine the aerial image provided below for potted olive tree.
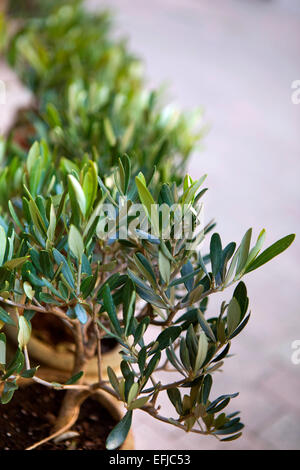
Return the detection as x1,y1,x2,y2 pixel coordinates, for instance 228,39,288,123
0,141,294,449
0,0,295,451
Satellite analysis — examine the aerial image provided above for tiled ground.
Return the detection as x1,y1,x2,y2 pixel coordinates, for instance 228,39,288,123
1,0,300,450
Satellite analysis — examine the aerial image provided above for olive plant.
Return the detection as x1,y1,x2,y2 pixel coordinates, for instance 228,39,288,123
0,142,294,449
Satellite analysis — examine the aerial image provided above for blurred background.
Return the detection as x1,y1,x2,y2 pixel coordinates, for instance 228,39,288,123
2,0,300,450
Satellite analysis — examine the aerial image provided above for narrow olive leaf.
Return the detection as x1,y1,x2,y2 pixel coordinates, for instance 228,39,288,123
107,366,120,396
143,352,161,382
244,229,266,269
152,326,182,353
127,382,139,405
106,410,132,450
210,233,222,277
220,432,243,441
214,422,244,435
245,234,295,273
169,268,202,289
194,332,208,373
103,117,116,147
158,250,171,284
134,253,156,286
227,297,241,336
233,281,248,318
26,141,40,174
235,228,252,276
83,161,98,216
207,397,230,414
74,304,88,325
0,225,6,266
179,338,191,371
201,374,212,405
68,225,84,261
0,332,6,365
47,203,56,242
68,175,86,216
197,310,216,342
212,343,230,363
123,279,136,336
102,284,122,336
20,367,39,378
167,388,182,414
0,307,15,326
188,284,204,304
135,176,159,235
65,371,84,385
229,313,251,340
128,396,149,410
8,201,23,231
53,249,75,289
206,393,239,413
4,256,29,270
23,281,35,300
18,316,31,348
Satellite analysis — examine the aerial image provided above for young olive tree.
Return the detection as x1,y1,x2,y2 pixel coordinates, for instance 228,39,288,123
0,142,294,449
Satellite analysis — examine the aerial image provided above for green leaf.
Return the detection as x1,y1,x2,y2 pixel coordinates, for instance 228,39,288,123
227,297,241,336
83,161,98,216
245,234,295,273
167,388,182,414
128,396,149,410
107,366,120,396
26,141,40,174
197,310,216,342
23,281,35,300
135,176,159,235
127,382,139,405
210,233,222,277
53,248,75,289
74,303,88,324
123,279,136,336
194,332,208,372
158,250,171,284
102,284,122,336
143,351,161,382
18,316,31,348
0,332,6,365
47,203,56,242
106,410,132,450
180,338,191,371
21,367,39,378
235,228,252,276
68,175,86,217
68,225,84,261
134,253,156,286
244,229,265,269
0,307,15,326
0,225,6,266
65,371,84,385
201,374,212,405
104,117,116,146
152,326,182,354
4,256,29,270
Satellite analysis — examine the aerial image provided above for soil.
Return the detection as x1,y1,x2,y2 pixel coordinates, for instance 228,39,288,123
31,314,117,354
0,384,117,450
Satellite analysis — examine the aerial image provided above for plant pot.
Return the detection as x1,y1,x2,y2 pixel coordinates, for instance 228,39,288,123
0,379,134,450
4,313,121,382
